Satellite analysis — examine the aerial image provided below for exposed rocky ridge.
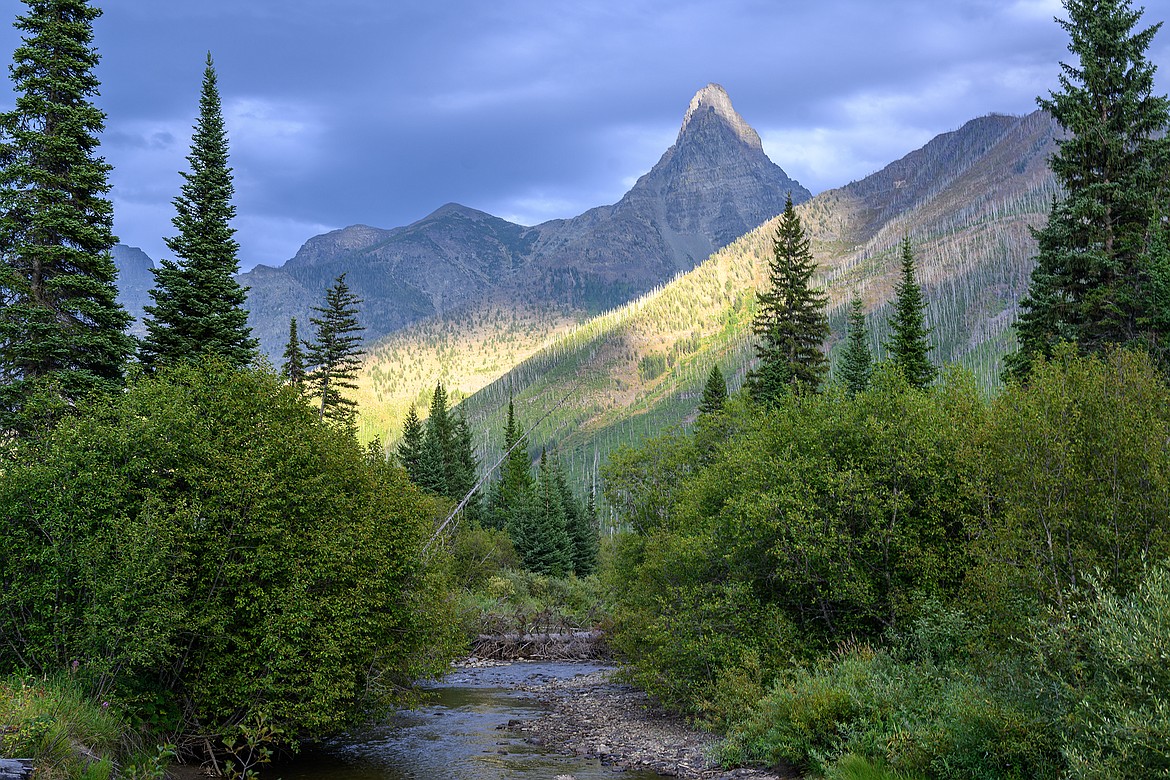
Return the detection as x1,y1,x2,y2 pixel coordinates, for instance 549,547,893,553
111,244,155,338
233,83,808,358
449,110,1061,479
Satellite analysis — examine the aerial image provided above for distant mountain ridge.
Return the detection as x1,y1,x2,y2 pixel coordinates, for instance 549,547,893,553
443,110,1061,484
234,83,810,358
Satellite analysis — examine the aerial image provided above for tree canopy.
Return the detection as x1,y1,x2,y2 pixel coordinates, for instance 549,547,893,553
1006,0,1170,380
139,54,257,371
0,0,134,434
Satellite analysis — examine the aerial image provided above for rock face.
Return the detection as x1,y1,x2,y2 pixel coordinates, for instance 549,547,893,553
237,83,808,358
111,244,155,337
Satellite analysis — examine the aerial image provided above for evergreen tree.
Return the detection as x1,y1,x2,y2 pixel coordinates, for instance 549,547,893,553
510,450,572,576
419,382,454,495
490,398,534,530
305,274,364,424
1006,0,1170,381
451,410,484,525
838,295,873,394
281,317,306,387
698,364,727,416
397,405,424,481
885,238,936,389
556,458,598,576
0,0,134,432
139,54,257,370
746,194,829,406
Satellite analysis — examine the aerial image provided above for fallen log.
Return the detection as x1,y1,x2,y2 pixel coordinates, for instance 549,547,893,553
471,629,608,661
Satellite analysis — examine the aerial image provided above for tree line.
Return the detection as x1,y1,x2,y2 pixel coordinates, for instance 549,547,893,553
602,2,1170,778
0,0,453,761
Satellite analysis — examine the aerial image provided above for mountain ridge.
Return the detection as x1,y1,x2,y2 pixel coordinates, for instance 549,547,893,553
233,83,809,357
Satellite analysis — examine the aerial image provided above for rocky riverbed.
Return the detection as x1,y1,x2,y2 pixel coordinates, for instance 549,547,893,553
489,664,789,779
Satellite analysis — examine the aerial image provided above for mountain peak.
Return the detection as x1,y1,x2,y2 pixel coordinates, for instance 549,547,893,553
679,83,762,150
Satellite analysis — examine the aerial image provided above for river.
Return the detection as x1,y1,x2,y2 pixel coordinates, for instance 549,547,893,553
278,662,664,780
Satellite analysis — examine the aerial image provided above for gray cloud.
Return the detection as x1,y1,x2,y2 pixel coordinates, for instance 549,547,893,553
0,0,1166,269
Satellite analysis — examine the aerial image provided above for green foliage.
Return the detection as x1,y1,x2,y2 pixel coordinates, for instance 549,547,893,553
719,611,1062,780
305,273,365,424
0,359,457,739
838,296,873,394
698,364,727,416
885,238,936,389
747,194,829,403
604,374,986,709
1007,0,1170,380
455,568,605,640
0,0,134,434
1031,561,1170,780
0,673,128,780
974,346,1170,613
139,54,257,371
280,317,306,386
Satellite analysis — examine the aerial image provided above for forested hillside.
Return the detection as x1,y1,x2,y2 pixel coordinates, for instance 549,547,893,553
446,110,1060,490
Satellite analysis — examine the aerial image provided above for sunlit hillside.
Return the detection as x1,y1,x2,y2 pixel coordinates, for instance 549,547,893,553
450,111,1061,490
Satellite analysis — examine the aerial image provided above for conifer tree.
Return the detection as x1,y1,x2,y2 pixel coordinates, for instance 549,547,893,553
698,364,727,416
556,459,598,576
305,273,364,424
281,317,305,386
490,399,534,530
398,405,424,480
0,0,134,432
139,54,257,370
885,238,936,389
746,194,829,406
1006,0,1170,381
451,410,483,525
510,450,572,576
838,296,873,394
419,382,454,495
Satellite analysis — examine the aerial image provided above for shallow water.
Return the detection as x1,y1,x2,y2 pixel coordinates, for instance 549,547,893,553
277,662,663,780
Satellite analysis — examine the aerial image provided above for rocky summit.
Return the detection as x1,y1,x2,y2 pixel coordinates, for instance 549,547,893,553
223,84,808,358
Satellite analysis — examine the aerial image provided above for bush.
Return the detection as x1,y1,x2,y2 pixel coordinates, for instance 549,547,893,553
1032,560,1170,780
718,607,1063,780
0,360,458,740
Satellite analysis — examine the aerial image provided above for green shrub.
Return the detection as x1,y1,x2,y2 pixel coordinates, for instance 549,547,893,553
1033,561,1170,780
0,360,458,740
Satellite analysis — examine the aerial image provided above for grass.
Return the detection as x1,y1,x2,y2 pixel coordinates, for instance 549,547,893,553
0,675,171,780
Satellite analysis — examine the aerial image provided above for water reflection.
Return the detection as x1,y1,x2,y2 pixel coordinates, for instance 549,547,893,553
277,662,662,780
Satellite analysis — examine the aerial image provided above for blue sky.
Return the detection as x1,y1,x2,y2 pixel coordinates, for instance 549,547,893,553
1,0,1168,270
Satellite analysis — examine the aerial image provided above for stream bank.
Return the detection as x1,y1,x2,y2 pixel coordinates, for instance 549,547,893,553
484,662,789,779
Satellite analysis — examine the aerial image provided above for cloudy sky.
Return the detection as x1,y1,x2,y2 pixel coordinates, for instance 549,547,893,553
1,0,1168,270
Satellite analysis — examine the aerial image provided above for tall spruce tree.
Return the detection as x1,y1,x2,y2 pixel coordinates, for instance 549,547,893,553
698,364,727,416
305,273,364,424
746,194,829,406
398,404,425,481
419,382,454,494
451,410,483,525
885,238,936,389
1005,0,1170,381
490,398,534,530
280,317,305,387
838,295,873,394
0,0,134,433
555,457,597,576
509,449,572,577
139,54,257,370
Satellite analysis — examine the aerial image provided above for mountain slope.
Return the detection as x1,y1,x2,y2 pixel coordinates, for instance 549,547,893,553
239,83,809,358
450,110,1060,488
111,244,155,338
